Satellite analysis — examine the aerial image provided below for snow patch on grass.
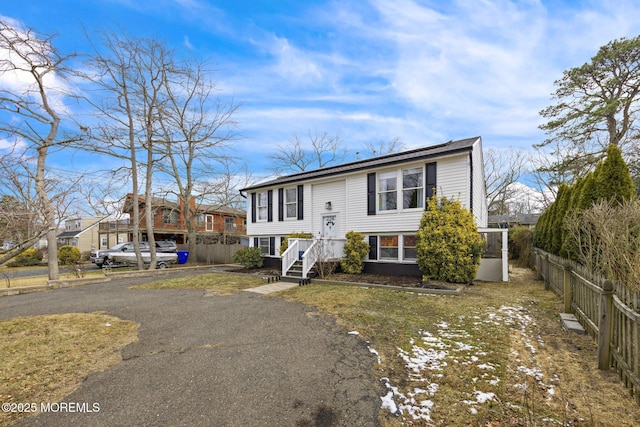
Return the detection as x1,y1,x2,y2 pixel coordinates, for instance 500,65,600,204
380,304,547,423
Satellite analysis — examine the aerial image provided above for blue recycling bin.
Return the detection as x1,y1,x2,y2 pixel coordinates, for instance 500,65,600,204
177,250,189,264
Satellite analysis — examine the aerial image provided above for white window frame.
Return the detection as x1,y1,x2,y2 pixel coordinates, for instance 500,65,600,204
285,187,298,219
258,237,270,255
378,171,397,211
257,192,268,221
402,167,424,209
379,235,399,260
403,235,417,260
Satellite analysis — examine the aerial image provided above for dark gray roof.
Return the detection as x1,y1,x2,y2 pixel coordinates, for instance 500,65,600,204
241,136,480,192
56,230,81,238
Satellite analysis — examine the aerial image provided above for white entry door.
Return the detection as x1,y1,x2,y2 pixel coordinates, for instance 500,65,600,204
321,214,338,238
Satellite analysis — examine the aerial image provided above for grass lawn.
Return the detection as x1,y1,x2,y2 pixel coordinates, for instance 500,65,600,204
280,267,640,426
2,267,638,426
130,272,265,295
0,313,138,426
0,266,106,289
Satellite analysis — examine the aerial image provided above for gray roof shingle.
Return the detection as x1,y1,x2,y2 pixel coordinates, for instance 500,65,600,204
240,136,480,192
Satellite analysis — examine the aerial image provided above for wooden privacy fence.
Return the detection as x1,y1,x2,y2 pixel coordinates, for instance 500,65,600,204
532,248,640,403
177,243,245,264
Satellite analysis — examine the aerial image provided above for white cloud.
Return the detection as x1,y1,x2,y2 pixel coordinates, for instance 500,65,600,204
0,16,75,115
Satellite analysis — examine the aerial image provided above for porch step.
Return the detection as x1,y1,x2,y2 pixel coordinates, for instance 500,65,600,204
285,260,316,278
560,313,586,335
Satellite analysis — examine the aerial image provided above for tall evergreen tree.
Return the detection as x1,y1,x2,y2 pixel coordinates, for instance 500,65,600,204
594,144,637,204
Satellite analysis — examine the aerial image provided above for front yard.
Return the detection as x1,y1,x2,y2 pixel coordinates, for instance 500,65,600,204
1,267,638,426
280,267,640,426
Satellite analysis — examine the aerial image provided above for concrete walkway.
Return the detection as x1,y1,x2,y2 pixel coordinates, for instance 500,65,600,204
243,280,300,294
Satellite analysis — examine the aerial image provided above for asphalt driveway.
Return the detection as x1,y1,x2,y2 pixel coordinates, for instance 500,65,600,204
0,271,382,426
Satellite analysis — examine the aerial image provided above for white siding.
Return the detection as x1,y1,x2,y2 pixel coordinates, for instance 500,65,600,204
345,170,424,235
246,186,312,237
245,144,488,242
436,154,470,207
311,180,347,236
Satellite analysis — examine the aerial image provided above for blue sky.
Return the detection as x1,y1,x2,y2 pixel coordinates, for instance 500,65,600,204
2,0,640,179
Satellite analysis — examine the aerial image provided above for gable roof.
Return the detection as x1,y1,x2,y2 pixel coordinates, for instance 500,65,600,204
240,136,480,192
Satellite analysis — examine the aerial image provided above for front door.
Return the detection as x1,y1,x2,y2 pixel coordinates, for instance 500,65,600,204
321,214,338,238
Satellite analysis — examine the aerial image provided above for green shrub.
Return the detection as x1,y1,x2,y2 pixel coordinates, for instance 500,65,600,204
416,195,484,284
278,232,313,255
7,248,44,267
58,245,82,265
233,247,264,269
340,231,369,274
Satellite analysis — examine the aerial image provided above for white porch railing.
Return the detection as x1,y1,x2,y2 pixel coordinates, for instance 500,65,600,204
281,238,315,278
281,238,347,278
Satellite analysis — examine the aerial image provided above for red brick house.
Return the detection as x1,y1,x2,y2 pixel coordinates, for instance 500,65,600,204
95,194,246,248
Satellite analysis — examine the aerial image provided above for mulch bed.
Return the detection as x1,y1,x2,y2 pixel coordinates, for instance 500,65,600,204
225,267,459,291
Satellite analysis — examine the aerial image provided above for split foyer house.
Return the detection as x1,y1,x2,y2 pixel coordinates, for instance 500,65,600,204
240,136,506,280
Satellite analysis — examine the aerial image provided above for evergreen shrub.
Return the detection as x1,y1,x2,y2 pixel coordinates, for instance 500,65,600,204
340,231,369,274
233,247,264,269
416,195,484,284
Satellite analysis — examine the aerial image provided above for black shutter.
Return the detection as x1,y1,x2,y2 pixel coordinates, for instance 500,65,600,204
367,173,376,216
269,237,276,256
251,193,256,223
297,185,304,220
253,237,258,248
426,162,437,201
368,235,377,260
267,190,273,222
278,188,284,221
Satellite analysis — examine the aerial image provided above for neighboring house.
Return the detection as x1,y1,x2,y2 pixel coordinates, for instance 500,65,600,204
96,217,130,250
488,213,541,229
98,194,246,249
240,136,497,279
56,217,104,255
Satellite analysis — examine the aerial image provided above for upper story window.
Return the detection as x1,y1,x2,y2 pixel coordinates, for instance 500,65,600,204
402,167,424,209
285,188,297,219
163,209,178,225
378,172,397,211
257,192,268,221
378,166,424,212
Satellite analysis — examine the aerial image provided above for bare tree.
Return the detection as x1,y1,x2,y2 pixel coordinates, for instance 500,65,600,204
268,130,346,175
361,137,406,158
0,21,82,279
157,59,239,261
82,33,174,269
484,147,528,215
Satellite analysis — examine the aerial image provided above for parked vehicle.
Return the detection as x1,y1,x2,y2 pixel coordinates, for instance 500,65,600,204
106,251,178,268
90,241,177,267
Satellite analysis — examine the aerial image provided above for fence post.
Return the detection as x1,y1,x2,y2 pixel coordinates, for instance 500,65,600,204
563,263,572,313
544,254,550,291
598,280,614,370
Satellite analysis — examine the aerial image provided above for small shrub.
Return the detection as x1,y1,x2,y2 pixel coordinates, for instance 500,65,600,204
233,247,264,269
416,195,484,284
58,245,82,265
279,232,313,255
7,248,44,267
340,231,369,274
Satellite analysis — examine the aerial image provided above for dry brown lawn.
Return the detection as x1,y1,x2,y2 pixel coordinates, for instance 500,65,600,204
0,313,138,426
281,267,640,426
